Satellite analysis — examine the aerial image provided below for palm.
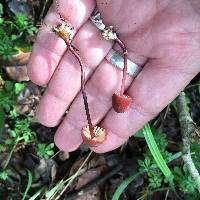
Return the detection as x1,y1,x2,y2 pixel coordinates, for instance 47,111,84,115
28,0,200,153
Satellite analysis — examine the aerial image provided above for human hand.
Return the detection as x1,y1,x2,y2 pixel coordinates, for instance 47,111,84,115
28,0,200,153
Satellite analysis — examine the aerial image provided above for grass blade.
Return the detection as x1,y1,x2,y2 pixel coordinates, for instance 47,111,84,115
112,172,141,200
143,123,173,180
22,169,32,200
112,130,180,200
29,188,45,200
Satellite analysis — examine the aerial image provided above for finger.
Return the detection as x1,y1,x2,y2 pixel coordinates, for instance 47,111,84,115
28,0,95,85
96,0,158,35
36,21,113,127
54,55,141,151
91,58,199,153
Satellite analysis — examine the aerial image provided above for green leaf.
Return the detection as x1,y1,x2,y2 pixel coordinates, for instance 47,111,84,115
149,171,163,189
112,172,141,200
142,124,173,182
0,3,3,16
138,160,145,168
47,150,54,156
10,130,17,138
144,157,151,167
23,134,29,143
37,143,55,159
22,170,33,200
0,18,4,25
49,143,54,148
9,108,18,119
5,139,13,145
173,166,197,194
11,34,17,41
0,169,11,181
15,83,24,95
15,13,27,27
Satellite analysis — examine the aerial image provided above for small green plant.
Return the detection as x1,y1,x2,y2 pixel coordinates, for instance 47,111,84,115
14,13,37,36
2,118,37,169
36,143,55,159
137,128,199,197
0,81,16,111
173,166,197,194
0,79,24,111
0,169,12,181
9,118,36,144
0,74,56,170
0,77,25,136
0,3,37,60
112,127,183,200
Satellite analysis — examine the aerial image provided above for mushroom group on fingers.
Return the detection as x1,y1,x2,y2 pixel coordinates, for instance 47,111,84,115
51,1,107,146
102,26,132,113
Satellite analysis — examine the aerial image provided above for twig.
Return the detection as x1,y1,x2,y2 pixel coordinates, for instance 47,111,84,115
64,163,124,200
53,151,93,200
3,142,18,169
39,0,50,21
176,91,200,192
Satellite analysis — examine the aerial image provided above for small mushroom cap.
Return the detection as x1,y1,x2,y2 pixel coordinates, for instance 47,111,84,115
101,26,117,40
52,22,73,42
112,92,132,113
81,125,107,147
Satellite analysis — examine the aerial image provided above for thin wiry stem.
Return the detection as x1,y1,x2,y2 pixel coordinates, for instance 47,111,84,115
68,45,94,138
115,37,128,96
49,1,95,139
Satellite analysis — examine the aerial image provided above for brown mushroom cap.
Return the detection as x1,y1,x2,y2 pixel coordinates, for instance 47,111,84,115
81,125,107,147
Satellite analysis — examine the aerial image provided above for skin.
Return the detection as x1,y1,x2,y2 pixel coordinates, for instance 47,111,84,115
28,0,200,153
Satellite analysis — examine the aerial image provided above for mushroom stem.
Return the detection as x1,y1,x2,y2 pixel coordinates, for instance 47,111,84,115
111,37,132,113
115,37,128,96
68,45,95,138
50,4,102,142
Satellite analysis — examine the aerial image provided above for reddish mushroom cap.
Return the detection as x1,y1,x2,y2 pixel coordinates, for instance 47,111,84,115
81,125,107,147
112,92,132,113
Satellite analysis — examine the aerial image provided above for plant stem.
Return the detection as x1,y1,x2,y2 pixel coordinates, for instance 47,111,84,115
176,91,200,193
65,163,124,200
3,142,18,169
115,37,128,96
68,45,94,138
54,151,93,200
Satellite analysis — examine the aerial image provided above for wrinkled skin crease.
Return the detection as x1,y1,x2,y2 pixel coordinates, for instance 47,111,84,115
28,0,200,153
